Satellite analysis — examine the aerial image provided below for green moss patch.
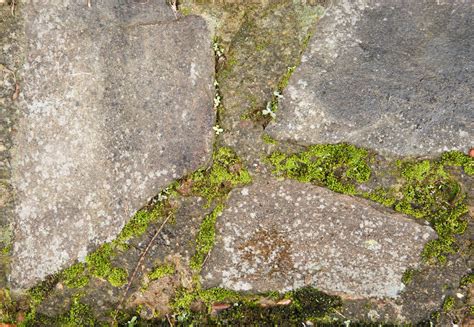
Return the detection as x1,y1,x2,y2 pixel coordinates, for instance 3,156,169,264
267,143,372,194
62,263,89,289
440,150,474,175
148,263,175,281
190,204,224,272
267,145,470,264
189,147,252,204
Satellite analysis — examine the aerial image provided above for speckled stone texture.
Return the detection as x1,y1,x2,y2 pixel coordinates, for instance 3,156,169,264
10,1,214,288
202,177,436,299
267,0,473,157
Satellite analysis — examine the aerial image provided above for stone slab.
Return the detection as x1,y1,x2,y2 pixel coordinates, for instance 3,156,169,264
10,1,215,288
267,0,473,157
202,177,436,299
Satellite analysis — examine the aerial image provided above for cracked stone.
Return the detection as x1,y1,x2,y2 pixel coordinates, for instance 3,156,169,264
267,0,473,157
10,1,215,288
202,177,436,299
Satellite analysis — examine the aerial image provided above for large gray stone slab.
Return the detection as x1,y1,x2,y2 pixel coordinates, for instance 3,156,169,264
10,1,214,288
268,0,473,157
202,177,436,299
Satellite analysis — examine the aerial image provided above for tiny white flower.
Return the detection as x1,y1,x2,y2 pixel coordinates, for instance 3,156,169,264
213,125,224,135
214,95,221,108
262,101,276,119
273,90,283,98
214,79,219,87
455,292,464,298
344,320,351,327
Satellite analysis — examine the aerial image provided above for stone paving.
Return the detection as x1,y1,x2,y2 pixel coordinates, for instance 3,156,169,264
0,0,473,325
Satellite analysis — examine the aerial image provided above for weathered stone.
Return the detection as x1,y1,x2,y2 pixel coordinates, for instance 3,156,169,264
10,1,214,288
268,0,473,157
202,177,436,299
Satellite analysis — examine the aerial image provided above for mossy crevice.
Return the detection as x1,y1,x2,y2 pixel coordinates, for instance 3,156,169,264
187,146,252,204
170,286,342,325
267,143,372,194
267,144,472,264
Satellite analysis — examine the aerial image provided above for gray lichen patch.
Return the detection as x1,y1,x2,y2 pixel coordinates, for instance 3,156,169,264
267,0,474,157
10,1,215,288
202,176,436,299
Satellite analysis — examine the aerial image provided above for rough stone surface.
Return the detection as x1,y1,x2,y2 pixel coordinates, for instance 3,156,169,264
10,1,215,288
202,177,436,299
268,0,474,157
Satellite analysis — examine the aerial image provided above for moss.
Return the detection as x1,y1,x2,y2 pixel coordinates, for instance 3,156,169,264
442,296,455,312
0,288,14,323
108,267,128,287
171,287,196,314
401,268,416,285
393,160,468,263
62,263,89,289
267,143,371,194
85,243,114,279
363,188,397,207
460,273,474,286
440,150,474,176
262,133,278,145
198,287,242,309
278,65,296,90
148,263,175,281
190,147,252,204
62,295,96,327
190,204,224,271
210,287,341,325
115,205,163,245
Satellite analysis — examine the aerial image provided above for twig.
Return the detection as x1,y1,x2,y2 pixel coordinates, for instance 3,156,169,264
168,0,179,19
10,0,15,16
87,0,91,8
113,213,173,321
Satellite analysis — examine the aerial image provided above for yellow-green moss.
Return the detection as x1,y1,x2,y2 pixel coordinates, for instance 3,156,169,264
394,160,467,263
148,263,175,281
190,147,252,204
278,65,296,90
262,133,278,145
85,243,114,279
62,263,89,289
115,205,163,245
460,273,474,286
108,267,128,287
440,150,474,176
190,204,224,271
267,143,371,194
402,268,416,285
442,296,455,312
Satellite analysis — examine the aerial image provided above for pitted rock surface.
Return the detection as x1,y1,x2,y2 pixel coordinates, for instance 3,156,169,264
202,177,436,299
267,0,473,157
10,1,214,288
